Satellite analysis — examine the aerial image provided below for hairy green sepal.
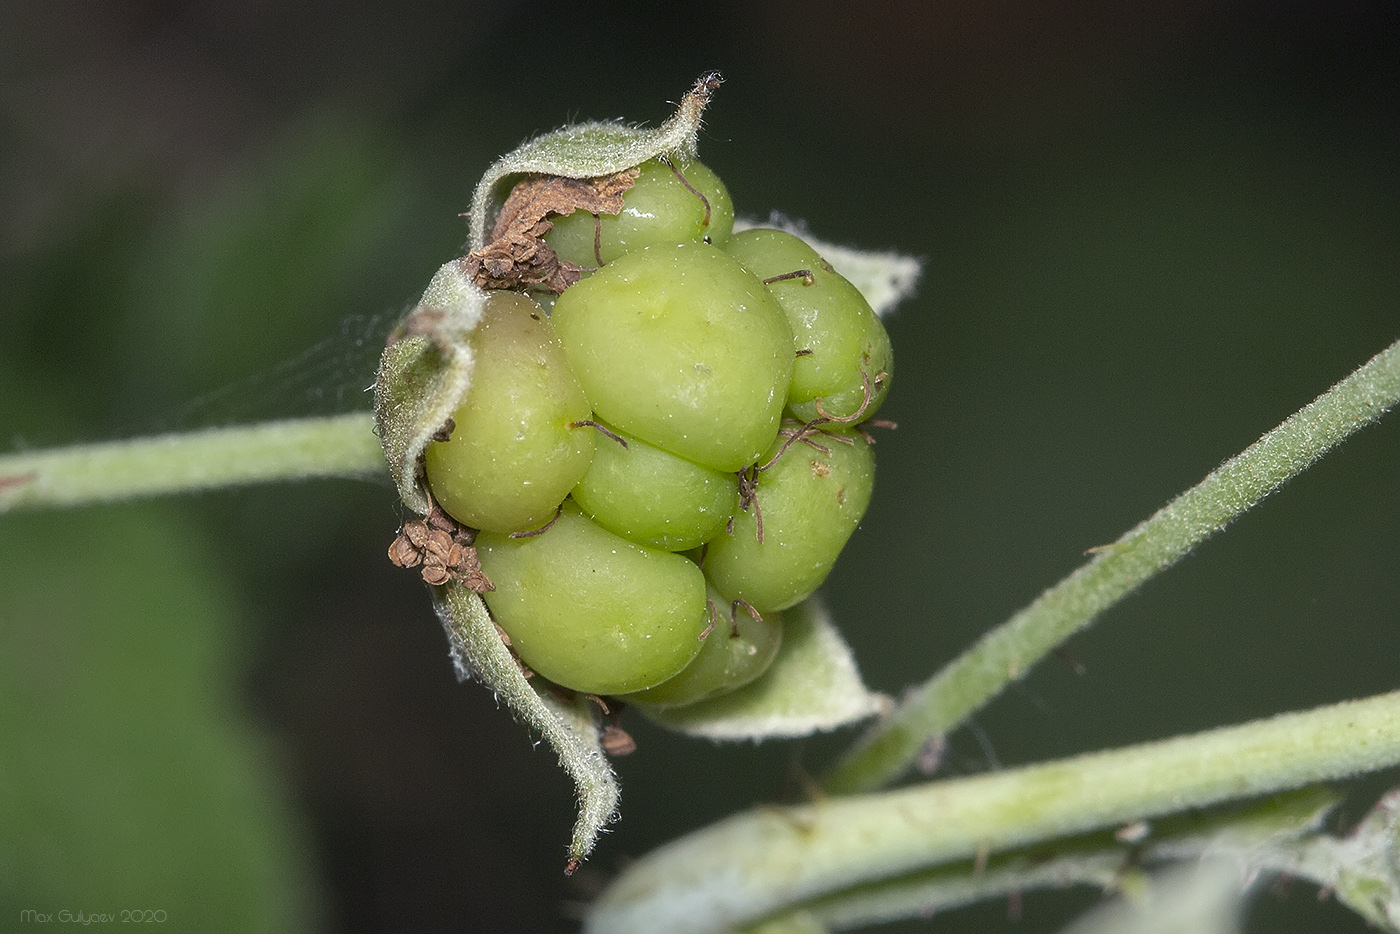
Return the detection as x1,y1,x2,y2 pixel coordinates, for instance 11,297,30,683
434,583,617,869
373,260,485,514
467,73,721,253
640,599,886,741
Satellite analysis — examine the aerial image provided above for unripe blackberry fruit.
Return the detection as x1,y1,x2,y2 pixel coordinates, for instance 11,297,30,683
475,503,710,695
570,419,739,552
621,584,783,708
424,291,594,534
551,241,795,473
545,157,734,267
724,228,892,422
704,427,875,613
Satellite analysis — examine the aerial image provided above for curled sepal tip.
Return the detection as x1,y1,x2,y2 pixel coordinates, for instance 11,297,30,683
640,597,887,742
373,260,486,515
467,73,723,253
434,581,620,872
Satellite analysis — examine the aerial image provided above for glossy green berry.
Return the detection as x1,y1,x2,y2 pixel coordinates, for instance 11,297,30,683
571,420,739,551
423,291,594,534
475,503,709,695
704,427,875,613
724,228,892,422
545,157,734,267
621,584,783,708
551,241,795,472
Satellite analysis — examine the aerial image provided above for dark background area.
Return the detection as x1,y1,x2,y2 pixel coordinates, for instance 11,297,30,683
1,1,1397,931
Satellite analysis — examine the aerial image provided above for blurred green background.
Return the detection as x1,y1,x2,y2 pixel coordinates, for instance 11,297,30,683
1,2,1397,931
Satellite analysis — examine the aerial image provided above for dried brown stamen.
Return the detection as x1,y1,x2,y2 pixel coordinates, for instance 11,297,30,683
663,158,711,227
731,598,762,638
735,465,765,544
735,418,851,544
763,269,814,286
509,502,565,539
813,369,875,424
854,418,897,445
757,422,830,471
734,395,883,544
699,599,719,642
571,419,628,448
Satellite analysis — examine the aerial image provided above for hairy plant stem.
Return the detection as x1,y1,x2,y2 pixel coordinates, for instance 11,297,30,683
825,337,1400,794
587,690,1400,934
768,787,1338,932
0,412,384,513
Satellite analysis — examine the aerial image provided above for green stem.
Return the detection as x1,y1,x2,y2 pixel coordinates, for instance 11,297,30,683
0,412,384,513
587,690,1400,934
778,787,1336,931
825,337,1400,794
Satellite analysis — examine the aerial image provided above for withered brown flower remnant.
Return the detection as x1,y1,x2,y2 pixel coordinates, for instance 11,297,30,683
462,169,639,293
600,724,637,757
388,504,494,592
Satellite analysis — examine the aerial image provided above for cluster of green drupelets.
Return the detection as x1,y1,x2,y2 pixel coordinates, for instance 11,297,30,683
423,157,892,707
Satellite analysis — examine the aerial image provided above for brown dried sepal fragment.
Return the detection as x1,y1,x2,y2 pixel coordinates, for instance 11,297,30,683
429,417,455,443
388,504,494,593
600,725,636,757
463,169,640,293
387,534,422,569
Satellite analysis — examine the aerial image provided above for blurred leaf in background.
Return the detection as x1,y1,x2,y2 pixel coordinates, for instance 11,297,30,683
0,505,317,929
